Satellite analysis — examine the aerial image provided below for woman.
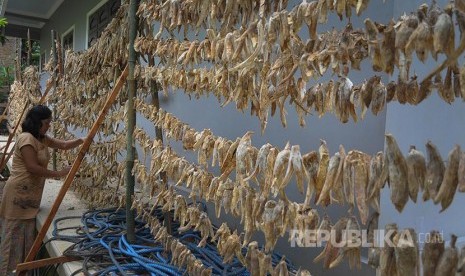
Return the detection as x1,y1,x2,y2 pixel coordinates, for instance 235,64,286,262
0,105,84,275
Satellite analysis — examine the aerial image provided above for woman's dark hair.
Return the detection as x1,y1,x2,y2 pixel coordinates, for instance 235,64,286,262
21,105,52,139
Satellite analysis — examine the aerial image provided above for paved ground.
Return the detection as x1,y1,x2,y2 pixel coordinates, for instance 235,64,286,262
38,179,89,275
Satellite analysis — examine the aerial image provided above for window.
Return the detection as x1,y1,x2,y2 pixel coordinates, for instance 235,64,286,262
62,28,74,51
40,52,46,71
87,0,121,48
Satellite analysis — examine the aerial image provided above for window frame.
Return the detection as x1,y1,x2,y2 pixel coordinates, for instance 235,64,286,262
40,51,46,73
61,25,75,51
86,0,120,49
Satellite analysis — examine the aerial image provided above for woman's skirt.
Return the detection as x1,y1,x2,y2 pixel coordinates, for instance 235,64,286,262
0,218,36,275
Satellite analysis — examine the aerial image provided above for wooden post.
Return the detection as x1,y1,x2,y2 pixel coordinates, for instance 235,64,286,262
51,30,58,171
14,38,22,82
51,30,58,76
18,65,128,273
125,0,138,243
148,56,172,234
27,29,31,66
0,102,27,170
16,256,78,273
56,32,64,76
421,35,465,84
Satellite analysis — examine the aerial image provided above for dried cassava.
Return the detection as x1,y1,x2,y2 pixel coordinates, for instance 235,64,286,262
434,145,461,212
422,230,445,276
314,217,348,269
385,134,409,212
379,223,398,276
424,141,445,201
353,152,370,225
315,140,329,203
317,152,341,206
344,150,356,211
367,152,383,212
367,212,380,269
406,145,426,203
405,6,433,63
457,245,465,276
433,5,455,58
394,228,418,276
303,151,319,206
331,145,346,204
458,152,465,192
434,235,458,276
329,216,361,270
245,241,259,275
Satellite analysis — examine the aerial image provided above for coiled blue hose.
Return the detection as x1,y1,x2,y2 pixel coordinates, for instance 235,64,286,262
53,207,297,275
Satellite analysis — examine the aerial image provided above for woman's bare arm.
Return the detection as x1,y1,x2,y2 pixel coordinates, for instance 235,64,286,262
45,136,84,150
21,145,69,177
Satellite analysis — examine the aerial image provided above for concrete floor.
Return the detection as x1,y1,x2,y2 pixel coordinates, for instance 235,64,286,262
38,179,89,276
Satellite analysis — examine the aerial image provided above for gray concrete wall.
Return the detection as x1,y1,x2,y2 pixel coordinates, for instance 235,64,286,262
39,0,465,274
38,0,394,274
380,0,465,253
145,1,392,275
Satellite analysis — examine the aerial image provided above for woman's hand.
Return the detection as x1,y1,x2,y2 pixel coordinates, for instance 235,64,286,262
72,137,85,149
57,166,71,177
45,136,85,150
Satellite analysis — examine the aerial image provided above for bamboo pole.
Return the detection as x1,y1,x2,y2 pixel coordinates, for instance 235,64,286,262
148,56,172,234
421,35,465,84
56,32,64,77
0,103,27,170
51,30,58,171
19,65,128,273
125,0,138,243
27,29,31,66
14,38,21,82
51,30,58,76
52,30,63,170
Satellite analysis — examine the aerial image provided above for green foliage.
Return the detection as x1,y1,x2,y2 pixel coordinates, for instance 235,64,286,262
0,66,14,87
21,39,40,67
0,18,7,27
0,18,7,45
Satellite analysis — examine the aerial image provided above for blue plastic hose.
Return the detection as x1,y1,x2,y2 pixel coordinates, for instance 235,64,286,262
53,207,297,275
